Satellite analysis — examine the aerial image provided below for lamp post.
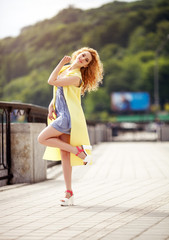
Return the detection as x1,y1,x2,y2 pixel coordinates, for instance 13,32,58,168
154,34,169,110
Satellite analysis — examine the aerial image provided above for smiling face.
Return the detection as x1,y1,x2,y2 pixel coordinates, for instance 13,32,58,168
76,51,92,68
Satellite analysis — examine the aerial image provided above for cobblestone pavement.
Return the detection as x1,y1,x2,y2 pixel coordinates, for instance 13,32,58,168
0,142,169,240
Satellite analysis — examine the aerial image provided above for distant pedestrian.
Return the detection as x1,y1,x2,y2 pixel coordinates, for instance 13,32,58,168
38,47,103,206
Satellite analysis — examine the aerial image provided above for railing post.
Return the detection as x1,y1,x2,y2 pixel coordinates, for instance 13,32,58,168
26,108,31,122
1,111,4,167
6,107,13,184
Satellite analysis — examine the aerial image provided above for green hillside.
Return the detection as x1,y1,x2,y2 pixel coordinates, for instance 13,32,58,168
0,0,169,120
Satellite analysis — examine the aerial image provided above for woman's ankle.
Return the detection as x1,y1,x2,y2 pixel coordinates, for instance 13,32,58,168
75,146,86,159
65,190,73,198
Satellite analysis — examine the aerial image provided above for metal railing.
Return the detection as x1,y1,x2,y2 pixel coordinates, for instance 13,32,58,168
0,101,48,185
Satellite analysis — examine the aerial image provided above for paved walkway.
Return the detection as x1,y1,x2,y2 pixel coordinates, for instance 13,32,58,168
0,142,169,240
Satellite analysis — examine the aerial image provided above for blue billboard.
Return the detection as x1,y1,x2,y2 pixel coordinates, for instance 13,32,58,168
111,92,150,111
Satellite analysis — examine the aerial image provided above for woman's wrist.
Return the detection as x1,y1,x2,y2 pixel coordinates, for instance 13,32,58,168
48,102,53,110
49,104,53,110
59,59,65,66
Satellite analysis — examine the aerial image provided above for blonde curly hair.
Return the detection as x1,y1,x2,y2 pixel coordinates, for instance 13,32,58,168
71,47,103,95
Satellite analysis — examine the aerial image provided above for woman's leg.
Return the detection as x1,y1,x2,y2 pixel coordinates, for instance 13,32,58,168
38,125,77,155
38,125,86,161
59,134,72,194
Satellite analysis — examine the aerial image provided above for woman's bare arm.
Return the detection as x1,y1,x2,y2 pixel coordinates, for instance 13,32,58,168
48,56,80,87
48,56,71,85
51,76,81,87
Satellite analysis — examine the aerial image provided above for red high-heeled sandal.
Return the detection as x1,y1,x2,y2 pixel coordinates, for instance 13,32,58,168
76,145,92,165
60,190,74,206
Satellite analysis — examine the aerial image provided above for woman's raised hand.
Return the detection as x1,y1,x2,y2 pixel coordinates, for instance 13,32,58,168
60,56,71,65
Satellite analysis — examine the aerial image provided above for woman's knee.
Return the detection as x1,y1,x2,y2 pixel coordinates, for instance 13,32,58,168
37,132,45,144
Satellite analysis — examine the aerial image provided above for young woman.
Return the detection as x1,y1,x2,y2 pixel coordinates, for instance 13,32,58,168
38,47,103,206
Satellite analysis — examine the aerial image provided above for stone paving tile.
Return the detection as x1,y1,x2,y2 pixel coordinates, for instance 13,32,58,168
0,142,169,240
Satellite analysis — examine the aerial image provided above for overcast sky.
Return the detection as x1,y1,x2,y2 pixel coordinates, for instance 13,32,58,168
0,0,137,39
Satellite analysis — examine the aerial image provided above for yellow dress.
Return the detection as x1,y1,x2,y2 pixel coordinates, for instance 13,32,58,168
43,65,92,166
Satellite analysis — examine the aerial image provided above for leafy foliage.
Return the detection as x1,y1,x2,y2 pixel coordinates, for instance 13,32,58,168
0,0,169,120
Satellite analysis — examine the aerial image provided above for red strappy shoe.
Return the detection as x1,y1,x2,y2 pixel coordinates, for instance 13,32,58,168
76,145,92,165
60,190,74,206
